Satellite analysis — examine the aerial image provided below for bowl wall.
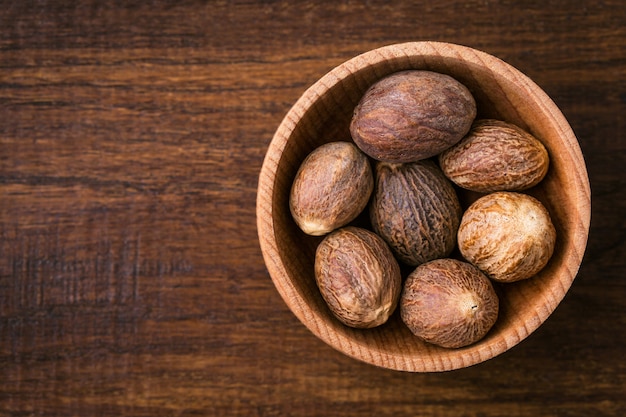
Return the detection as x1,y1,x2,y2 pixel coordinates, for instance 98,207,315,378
257,42,591,372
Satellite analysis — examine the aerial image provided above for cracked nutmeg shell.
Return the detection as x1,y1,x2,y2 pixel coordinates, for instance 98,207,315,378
439,119,550,193
350,70,477,163
400,258,499,349
458,191,557,283
289,141,374,236
314,226,401,329
369,159,462,266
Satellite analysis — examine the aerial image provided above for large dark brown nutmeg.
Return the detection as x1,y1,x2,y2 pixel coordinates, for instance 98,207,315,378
369,160,462,266
315,226,401,329
350,70,476,163
400,258,499,349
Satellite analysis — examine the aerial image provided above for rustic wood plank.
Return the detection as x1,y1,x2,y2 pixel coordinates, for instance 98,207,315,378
1,0,625,415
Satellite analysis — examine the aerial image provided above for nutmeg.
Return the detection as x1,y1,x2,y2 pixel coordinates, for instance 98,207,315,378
369,159,462,266
439,119,550,192
458,191,556,283
400,258,499,349
350,70,476,163
289,141,373,236
315,226,401,328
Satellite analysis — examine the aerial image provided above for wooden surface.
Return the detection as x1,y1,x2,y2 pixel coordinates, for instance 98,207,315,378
0,1,624,415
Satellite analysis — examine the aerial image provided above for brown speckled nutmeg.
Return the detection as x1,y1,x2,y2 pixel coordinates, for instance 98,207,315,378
369,159,462,266
289,141,373,236
400,258,499,349
458,191,557,283
315,226,402,329
350,70,476,163
439,119,550,192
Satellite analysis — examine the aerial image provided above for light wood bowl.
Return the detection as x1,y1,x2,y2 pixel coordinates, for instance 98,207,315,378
256,41,591,372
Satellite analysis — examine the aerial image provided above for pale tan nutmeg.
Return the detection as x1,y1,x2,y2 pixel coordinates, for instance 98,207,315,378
289,141,374,236
315,227,402,329
400,258,499,349
439,119,550,193
458,191,557,283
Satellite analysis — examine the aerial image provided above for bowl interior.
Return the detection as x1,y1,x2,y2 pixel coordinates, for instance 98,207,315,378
257,42,590,372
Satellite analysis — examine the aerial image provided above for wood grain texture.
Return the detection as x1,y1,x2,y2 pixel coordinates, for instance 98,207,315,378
1,0,625,415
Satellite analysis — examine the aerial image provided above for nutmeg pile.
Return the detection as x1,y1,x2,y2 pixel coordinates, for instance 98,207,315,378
289,70,556,349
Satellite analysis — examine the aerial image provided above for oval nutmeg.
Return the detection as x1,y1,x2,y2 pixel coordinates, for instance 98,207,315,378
369,160,462,266
350,70,477,163
289,141,374,236
458,191,557,283
439,119,550,192
315,226,402,329
400,258,499,349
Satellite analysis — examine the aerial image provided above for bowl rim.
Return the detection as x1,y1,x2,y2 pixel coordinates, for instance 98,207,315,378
256,41,591,372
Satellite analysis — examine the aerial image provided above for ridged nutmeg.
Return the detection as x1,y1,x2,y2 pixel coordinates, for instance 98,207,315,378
350,70,476,163
314,227,401,329
439,119,550,192
369,160,462,266
289,141,373,236
400,258,499,349
458,191,556,283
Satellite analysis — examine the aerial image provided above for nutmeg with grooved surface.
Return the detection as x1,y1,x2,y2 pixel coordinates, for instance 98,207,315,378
439,119,550,192
369,159,462,266
314,227,402,328
400,258,499,349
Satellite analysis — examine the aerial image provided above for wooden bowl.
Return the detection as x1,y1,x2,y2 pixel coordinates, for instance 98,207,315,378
256,41,591,372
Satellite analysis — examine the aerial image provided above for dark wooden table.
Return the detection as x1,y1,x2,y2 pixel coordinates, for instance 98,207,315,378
1,1,624,416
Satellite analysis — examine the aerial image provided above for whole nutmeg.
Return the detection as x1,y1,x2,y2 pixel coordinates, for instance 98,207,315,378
400,258,499,349
458,191,556,283
439,119,550,192
370,160,462,266
289,141,373,236
350,70,476,163
315,226,401,328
